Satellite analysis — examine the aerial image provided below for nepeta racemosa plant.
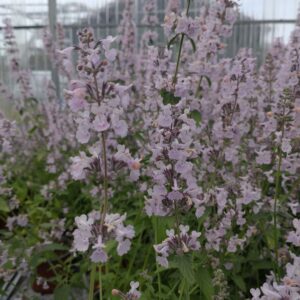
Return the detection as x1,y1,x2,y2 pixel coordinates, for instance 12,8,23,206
58,27,141,299
145,103,203,267
3,18,33,108
117,0,136,81
254,20,300,280
43,25,73,80
143,0,205,270
62,28,138,261
143,0,241,269
0,113,16,155
136,0,158,92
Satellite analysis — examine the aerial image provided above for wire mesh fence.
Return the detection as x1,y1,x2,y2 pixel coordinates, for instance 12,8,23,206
0,0,298,91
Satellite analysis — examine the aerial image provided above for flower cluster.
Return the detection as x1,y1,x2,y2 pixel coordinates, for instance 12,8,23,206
73,211,134,263
43,26,72,80
112,281,141,300
154,225,201,267
3,18,33,104
63,27,139,264
250,254,300,300
0,113,16,154
145,105,203,216
117,0,136,80
287,219,300,247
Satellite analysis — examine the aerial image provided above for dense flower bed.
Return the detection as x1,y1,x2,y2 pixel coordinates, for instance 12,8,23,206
0,0,300,299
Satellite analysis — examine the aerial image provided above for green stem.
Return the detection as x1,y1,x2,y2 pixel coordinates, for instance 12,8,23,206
228,80,240,126
172,34,185,85
273,106,286,280
189,284,199,296
89,264,97,300
142,243,152,271
93,72,101,105
166,280,181,298
92,71,108,222
91,50,107,300
126,229,142,278
99,265,103,300
100,132,109,228
273,145,283,279
174,202,182,238
179,280,185,300
154,217,162,300
195,76,203,98
97,134,108,297
172,0,192,85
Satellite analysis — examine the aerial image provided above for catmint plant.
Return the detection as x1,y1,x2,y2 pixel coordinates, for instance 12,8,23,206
60,26,139,299
1,0,300,299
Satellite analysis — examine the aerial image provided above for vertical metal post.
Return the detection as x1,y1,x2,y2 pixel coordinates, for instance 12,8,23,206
48,0,60,100
106,0,109,36
134,0,138,50
116,0,119,26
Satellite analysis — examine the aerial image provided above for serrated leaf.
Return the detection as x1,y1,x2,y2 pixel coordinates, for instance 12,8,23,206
160,89,181,105
195,267,214,300
265,229,279,249
29,126,38,134
0,198,9,212
232,275,246,292
54,284,70,300
190,110,201,126
151,216,174,243
252,261,273,270
38,243,68,253
172,255,195,285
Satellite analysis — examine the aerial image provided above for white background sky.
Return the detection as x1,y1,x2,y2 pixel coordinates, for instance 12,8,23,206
0,0,299,46
0,0,299,25
240,0,298,19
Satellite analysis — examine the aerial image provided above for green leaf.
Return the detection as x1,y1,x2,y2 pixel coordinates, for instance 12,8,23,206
190,110,202,126
167,33,181,49
186,35,196,52
54,285,70,300
202,75,212,87
2,260,14,269
232,275,246,292
160,89,181,105
168,33,196,52
0,198,9,212
29,126,38,134
26,96,38,103
195,266,214,299
171,255,195,285
151,216,174,243
38,243,68,253
265,229,278,249
252,260,273,270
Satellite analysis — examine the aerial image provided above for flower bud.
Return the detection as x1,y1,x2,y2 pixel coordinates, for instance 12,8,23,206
112,289,121,296
131,161,141,170
294,106,300,113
